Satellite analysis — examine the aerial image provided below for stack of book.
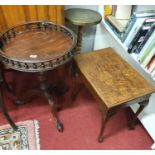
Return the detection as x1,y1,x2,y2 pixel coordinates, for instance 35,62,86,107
104,6,155,80
104,5,132,39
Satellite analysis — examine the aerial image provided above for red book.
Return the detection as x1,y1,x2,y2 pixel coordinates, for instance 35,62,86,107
146,56,155,73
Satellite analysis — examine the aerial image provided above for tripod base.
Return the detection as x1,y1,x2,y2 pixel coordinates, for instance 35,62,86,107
15,72,68,132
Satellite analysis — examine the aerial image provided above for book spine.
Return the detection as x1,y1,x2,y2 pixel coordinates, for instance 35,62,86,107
127,24,144,53
147,56,155,73
124,18,145,47
138,31,155,63
135,23,155,53
122,15,137,42
151,67,155,78
104,5,112,17
135,11,155,18
105,20,122,39
142,47,155,67
112,5,117,16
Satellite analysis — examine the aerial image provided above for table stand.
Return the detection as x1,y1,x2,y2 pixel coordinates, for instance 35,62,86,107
0,21,76,133
15,71,64,132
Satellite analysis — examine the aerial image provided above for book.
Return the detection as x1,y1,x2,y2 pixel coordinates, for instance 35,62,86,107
147,56,155,73
122,10,155,42
112,5,117,16
128,18,155,53
142,47,155,68
134,10,155,18
151,66,155,78
138,30,155,63
115,5,132,20
135,23,155,54
124,18,147,47
128,25,148,53
104,20,123,39
106,15,127,33
104,5,112,17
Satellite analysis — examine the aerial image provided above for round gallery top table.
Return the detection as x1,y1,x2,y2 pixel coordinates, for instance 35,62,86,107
65,8,102,52
0,21,77,132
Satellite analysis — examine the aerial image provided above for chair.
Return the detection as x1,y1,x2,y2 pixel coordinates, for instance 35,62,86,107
72,47,155,142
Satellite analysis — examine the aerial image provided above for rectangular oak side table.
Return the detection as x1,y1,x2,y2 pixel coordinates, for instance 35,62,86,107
73,48,155,142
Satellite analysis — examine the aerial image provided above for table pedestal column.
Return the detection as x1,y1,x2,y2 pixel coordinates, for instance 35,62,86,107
39,72,64,132
76,26,83,53
15,71,64,132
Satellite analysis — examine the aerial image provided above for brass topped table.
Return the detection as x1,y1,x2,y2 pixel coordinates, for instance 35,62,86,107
0,21,77,132
65,8,102,52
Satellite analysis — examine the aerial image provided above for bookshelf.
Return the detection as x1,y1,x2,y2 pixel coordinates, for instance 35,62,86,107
101,8,155,81
94,5,155,149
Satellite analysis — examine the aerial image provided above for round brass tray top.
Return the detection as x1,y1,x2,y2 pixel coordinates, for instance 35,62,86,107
65,8,102,26
0,21,77,72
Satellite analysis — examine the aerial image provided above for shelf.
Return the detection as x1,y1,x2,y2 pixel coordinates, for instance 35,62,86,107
102,20,128,51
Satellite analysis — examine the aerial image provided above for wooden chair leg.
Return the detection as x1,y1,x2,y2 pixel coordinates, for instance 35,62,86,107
129,100,148,130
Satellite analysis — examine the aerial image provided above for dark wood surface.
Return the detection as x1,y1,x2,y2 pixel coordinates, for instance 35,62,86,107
74,48,155,110
3,30,72,62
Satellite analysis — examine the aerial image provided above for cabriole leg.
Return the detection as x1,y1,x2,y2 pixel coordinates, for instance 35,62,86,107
0,86,17,131
129,100,149,130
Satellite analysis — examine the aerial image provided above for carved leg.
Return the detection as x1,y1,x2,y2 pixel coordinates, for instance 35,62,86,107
39,72,64,132
129,100,148,130
43,90,63,132
0,86,17,131
76,26,83,52
15,89,41,105
71,73,78,100
98,111,109,143
0,63,15,95
70,61,81,100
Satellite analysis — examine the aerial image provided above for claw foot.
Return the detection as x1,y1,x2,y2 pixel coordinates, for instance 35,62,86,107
56,121,64,132
98,135,104,143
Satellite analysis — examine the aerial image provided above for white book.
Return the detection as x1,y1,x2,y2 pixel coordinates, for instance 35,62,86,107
142,47,155,68
151,67,155,78
115,5,132,20
138,30,155,63
124,18,145,47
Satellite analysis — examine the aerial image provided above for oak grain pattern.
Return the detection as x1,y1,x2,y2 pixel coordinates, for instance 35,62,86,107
74,48,155,109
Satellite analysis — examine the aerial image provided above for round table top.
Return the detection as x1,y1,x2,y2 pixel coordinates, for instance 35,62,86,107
65,8,102,26
0,21,77,72
3,30,72,62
